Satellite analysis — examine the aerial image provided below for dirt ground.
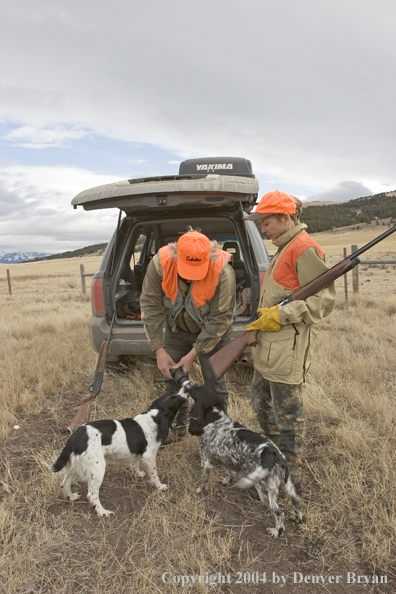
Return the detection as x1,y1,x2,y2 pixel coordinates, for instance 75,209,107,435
1,385,392,594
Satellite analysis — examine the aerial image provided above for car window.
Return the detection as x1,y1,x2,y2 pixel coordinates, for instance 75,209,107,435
114,216,254,320
217,239,244,262
130,233,145,266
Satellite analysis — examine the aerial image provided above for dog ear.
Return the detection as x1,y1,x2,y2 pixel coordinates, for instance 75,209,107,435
156,407,177,442
158,414,172,442
188,402,205,436
156,395,186,441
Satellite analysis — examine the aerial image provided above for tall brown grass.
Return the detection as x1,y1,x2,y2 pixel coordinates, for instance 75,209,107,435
301,296,396,573
0,258,395,593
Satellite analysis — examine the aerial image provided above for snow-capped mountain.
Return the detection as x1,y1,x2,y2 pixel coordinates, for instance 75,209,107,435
0,250,52,264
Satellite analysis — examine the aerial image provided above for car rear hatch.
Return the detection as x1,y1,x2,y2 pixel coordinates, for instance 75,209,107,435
71,174,258,212
71,157,258,213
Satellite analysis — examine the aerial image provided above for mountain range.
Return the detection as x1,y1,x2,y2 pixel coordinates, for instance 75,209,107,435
0,250,52,264
0,243,107,264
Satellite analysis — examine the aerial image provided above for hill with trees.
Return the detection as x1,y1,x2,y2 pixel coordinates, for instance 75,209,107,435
28,243,107,262
300,191,396,232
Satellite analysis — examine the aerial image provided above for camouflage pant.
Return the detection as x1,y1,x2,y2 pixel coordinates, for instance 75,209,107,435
250,370,305,483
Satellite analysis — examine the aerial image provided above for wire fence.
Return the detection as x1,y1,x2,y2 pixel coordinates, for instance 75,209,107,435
3,250,396,298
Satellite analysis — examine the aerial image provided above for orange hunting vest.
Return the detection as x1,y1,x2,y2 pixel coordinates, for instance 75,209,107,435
272,232,325,291
159,246,230,308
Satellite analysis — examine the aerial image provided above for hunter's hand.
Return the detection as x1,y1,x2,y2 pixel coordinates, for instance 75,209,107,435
155,348,176,379
246,305,281,332
171,348,197,375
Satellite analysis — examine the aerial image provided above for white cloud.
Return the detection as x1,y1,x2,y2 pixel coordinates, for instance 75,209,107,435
304,181,372,203
305,180,395,203
3,125,90,148
1,1,395,185
0,161,118,201
0,161,120,252
127,159,148,165
1,0,396,249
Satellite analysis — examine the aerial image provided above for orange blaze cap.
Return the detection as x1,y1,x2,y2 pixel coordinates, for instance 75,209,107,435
177,231,211,281
244,190,296,220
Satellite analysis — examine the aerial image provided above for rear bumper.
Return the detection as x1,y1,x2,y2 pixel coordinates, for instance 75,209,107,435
89,317,154,356
88,316,253,363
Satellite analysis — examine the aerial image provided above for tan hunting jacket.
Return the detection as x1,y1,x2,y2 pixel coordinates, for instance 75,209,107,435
253,224,336,384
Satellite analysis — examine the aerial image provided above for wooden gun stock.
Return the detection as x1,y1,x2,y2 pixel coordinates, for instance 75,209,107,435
67,312,115,433
209,330,259,381
210,222,396,380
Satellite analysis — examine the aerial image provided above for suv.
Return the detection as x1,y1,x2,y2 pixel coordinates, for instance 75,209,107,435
71,157,270,363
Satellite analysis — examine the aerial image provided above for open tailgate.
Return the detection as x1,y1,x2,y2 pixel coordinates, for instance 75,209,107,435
71,174,259,212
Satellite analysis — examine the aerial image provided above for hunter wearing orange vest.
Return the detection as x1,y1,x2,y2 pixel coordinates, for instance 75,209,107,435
244,191,336,495
140,229,236,441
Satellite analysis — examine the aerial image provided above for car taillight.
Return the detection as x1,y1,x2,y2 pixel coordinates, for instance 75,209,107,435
91,277,105,314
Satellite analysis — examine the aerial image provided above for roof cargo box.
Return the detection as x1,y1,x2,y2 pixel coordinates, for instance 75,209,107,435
179,157,255,178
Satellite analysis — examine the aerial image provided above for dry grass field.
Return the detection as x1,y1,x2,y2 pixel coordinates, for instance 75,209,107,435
1,228,396,593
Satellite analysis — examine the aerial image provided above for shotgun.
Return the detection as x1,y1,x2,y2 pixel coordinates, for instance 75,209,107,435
210,224,396,380
67,311,116,432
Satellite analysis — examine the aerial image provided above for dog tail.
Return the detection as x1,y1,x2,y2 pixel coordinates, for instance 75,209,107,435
236,467,270,490
51,426,86,472
51,441,73,472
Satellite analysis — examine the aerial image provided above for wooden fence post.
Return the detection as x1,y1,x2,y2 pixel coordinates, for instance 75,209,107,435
343,248,348,300
80,264,86,294
7,269,11,295
351,244,359,293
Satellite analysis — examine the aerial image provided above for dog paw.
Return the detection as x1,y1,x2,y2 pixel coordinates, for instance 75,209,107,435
266,527,280,539
291,511,303,523
136,470,146,478
158,483,168,491
220,476,232,486
68,493,81,502
96,508,114,518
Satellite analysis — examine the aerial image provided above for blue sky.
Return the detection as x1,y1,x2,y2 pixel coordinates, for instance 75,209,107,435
0,122,181,177
1,0,395,253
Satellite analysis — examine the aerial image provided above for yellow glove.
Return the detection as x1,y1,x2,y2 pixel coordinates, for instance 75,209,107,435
246,305,281,332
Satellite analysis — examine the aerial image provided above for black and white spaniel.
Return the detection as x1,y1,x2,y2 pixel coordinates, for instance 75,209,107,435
184,383,302,538
52,393,186,517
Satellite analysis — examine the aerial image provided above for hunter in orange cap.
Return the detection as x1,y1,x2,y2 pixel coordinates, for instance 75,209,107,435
243,190,335,497
244,190,297,221
140,228,236,442
176,231,211,281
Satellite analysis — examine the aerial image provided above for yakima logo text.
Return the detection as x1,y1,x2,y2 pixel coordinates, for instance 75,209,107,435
196,164,233,171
